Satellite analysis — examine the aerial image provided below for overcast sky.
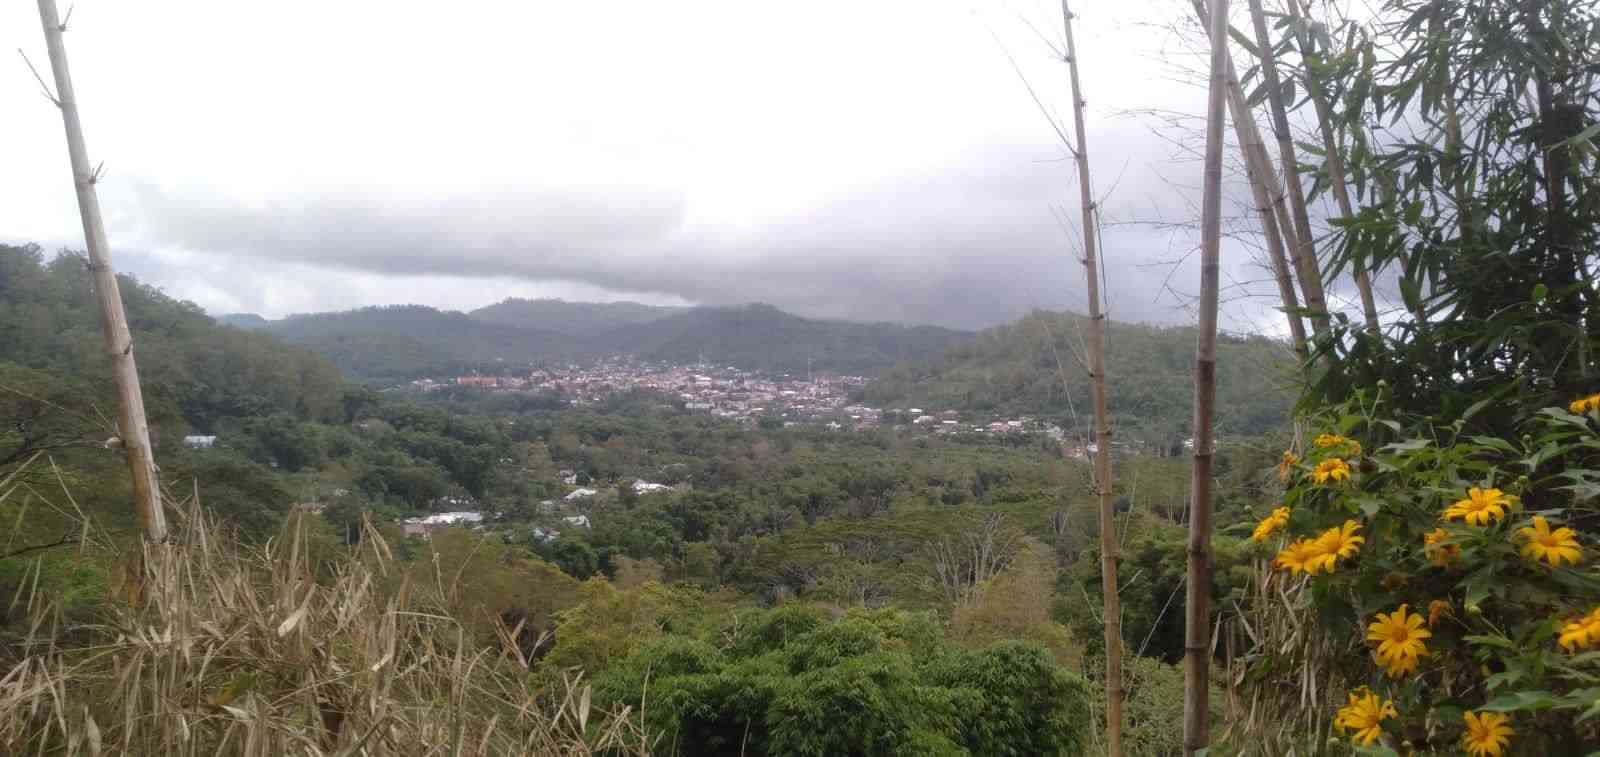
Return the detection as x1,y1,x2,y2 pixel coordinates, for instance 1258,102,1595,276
1,0,1371,333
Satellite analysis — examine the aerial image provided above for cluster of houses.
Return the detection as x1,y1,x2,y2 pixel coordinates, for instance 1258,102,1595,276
403,360,1081,442
399,476,679,540
408,359,883,427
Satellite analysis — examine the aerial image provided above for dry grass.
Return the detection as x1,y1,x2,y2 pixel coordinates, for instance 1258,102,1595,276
0,473,654,756
1213,559,1354,756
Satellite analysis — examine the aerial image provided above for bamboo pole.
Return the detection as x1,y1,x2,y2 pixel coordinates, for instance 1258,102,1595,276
36,0,167,542
1185,0,1228,751
1229,62,1307,355
1280,0,1380,334
1192,0,1308,355
1061,3,1122,754
1244,0,1330,339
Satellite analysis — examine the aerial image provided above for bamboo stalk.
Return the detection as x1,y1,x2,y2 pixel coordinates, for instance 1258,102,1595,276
1280,0,1381,334
1192,0,1308,355
1185,0,1228,752
1245,0,1331,339
1061,3,1122,754
36,0,167,542
1230,81,1307,356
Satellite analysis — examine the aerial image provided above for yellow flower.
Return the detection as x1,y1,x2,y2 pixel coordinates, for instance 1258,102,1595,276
1312,458,1351,484
1570,393,1600,414
1313,434,1362,457
1250,507,1291,543
1277,451,1298,483
1558,607,1600,652
1517,516,1582,567
1427,599,1450,628
1461,711,1513,757
1274,538,1326,575
1443,487,1513,526
1309,520,1364,572
1424,528,1460,567
1333,688,1396,746
1367,604,1431,678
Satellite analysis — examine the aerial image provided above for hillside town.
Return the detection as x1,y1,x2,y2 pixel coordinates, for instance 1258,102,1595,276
406,358,1070,441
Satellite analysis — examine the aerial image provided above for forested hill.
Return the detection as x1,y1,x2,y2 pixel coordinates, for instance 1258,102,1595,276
596,304,972,375
467,297,679,335
237,305,582,383
1,244,345,435
223,302,974,380
861,310,1296,441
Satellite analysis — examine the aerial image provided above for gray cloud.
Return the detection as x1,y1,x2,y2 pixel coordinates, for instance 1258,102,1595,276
105,142,1295,331
3,0,1343,335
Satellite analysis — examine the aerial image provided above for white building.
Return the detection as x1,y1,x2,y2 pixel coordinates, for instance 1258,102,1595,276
632,480,671,495
400,511,484,538
183,435,217,449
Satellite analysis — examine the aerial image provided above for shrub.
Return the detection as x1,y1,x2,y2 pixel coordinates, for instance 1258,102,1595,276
594,606,1091,756
1228,391,1600,753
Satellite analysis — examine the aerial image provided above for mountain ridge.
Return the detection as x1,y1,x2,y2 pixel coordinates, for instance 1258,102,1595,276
467,297,681,335
215,301,974,380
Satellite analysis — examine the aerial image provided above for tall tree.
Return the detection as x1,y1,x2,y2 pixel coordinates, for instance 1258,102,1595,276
1061,3,1122,753
1185,0,1228,752
35,0,166,542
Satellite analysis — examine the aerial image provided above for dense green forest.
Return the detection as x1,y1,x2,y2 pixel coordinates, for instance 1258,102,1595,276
225,301,974,381
2,241,1280,754
0,243,1282,644
862,310,1296,441
226,304,582,382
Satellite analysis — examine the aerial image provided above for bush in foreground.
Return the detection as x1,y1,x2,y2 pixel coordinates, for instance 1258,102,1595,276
594,605,1093,756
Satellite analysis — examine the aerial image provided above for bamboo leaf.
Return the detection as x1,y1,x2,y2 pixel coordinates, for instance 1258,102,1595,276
1229,26,1260,58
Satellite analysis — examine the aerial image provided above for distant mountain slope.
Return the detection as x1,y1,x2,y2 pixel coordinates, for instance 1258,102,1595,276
599,304,973,375
861,310,1296,441
250,305,580,382
468,298,678,335
220,302,972,380
216,313,270,330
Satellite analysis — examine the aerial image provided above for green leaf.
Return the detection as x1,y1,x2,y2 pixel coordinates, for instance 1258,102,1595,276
1380,438,1431,454
1539,407,1592,428
1484,668,1525,690
1469,436,1520,454
1461,398,1494,423
1464,571,1493,609
1464,634,1517,651
1354,496,1386,518
1532,283,1549,303
1553,122,1600,150
1479,690,1562,712
1227,26,1260,58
